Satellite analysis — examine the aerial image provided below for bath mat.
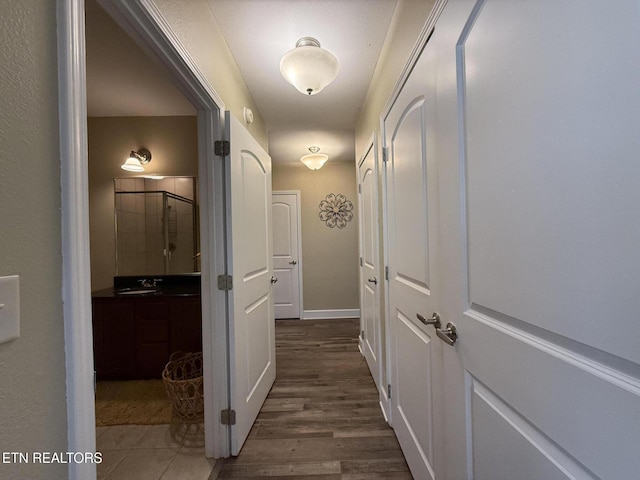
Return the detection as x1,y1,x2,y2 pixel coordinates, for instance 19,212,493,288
95,380,173,426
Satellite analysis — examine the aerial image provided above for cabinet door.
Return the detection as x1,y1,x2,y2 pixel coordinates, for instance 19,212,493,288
92,301,136,380
135,300,170,378
169,297,202,354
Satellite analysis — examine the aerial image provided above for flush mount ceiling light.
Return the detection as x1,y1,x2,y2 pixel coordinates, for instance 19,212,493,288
300,146,329,170
280,37,339,96
121,148,152,172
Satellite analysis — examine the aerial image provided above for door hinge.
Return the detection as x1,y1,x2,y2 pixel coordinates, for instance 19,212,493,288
358,184,362,194
360,329,365,340
385,265,389,281
382,147,388,163
93,371,97,394
217,274,233,291
214,140,230,156
387,384,392,399
359,257,363,267
221,409,236,425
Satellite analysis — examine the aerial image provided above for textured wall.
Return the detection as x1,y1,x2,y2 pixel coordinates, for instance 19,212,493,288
0,1,68,478
355,0,435,159
154,0,269,151
272,162,359,311
88,116,198,290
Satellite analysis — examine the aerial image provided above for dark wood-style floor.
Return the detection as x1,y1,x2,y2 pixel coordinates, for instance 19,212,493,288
218,318,412,479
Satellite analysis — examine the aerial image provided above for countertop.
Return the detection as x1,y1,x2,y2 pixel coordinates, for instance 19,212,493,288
92,274,202,298
91,286,201,298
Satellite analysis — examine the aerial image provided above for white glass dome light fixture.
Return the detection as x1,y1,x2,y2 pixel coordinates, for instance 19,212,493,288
300,146,329,170
280,37,339,95
121,148,152,172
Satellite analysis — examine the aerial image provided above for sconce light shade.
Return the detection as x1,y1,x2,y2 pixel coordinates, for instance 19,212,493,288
300,146,328,170
121,148,152,172
280,37,339,96
121,157,145,172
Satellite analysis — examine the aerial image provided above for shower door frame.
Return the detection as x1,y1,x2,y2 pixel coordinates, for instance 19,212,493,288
114,189,198,276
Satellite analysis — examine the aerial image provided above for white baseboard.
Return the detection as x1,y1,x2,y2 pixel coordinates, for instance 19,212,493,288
302,309,360,320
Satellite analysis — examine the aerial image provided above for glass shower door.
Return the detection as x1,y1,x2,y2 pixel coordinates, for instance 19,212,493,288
115,190,197,276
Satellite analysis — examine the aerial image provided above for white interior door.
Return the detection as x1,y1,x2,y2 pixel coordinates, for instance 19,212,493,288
434,1,640,478
226,111,276,455
383,38,444,480
272,191,302,319
358,143,383,394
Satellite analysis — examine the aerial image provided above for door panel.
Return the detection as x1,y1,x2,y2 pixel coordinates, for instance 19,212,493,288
394,311,434,466
226,112,275,455
434,1,640,479
392,101,430,289
358,143,382,393
384,39,442,480
470,379,590,480
272,192,302,319
462,0,640,363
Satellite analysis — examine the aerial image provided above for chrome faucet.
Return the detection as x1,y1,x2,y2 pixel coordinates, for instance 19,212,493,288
138,278,153,288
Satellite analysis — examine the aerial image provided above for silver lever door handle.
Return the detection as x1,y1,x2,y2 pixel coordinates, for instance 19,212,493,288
367,278,378,285
270,276,278,284
289,260,297,265
436,322,458,346
417,312,441,329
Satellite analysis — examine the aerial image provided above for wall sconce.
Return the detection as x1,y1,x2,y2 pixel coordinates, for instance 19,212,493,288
300,146,328,170
121,148,152,172
280,37,339,96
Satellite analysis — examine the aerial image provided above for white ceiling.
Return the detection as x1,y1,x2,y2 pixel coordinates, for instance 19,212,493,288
86,0,398,165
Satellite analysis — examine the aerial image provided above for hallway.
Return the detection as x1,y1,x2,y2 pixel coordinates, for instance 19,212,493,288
218,319,412,479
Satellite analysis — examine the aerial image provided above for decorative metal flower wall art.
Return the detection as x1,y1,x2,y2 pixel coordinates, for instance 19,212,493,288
319,193,354,228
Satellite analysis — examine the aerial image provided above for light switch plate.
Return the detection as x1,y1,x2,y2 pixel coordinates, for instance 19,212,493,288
0,275,20,344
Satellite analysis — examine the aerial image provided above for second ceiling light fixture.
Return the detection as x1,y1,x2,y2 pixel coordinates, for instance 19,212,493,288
300,146,328,170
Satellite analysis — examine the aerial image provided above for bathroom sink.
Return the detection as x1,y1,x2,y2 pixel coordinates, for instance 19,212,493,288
115,288,158,295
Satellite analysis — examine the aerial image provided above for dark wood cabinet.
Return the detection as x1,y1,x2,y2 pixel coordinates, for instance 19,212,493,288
92,295,201,380
169,298,203,354
92,301,137,379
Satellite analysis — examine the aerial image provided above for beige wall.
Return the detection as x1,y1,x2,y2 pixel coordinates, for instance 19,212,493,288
88,116,198,291
272,163,359,311
154,0,269,150
356,0,435,159
0,1,68,478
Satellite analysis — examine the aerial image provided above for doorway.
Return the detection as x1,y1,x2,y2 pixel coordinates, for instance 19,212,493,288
59,0,230,477
85,0,205,461
272,191,303,319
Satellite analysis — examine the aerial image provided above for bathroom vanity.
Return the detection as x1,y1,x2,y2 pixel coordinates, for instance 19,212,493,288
91,274,202,380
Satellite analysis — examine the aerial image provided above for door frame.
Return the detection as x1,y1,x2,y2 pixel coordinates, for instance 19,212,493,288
58,0,231,477
272,190,304,319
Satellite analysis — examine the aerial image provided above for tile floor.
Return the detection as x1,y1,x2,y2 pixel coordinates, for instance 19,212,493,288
96,423,218,480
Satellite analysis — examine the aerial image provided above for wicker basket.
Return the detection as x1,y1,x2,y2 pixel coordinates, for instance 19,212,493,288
162,351,204,421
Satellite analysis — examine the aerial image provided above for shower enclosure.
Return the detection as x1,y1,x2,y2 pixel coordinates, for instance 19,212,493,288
115,187,199,276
